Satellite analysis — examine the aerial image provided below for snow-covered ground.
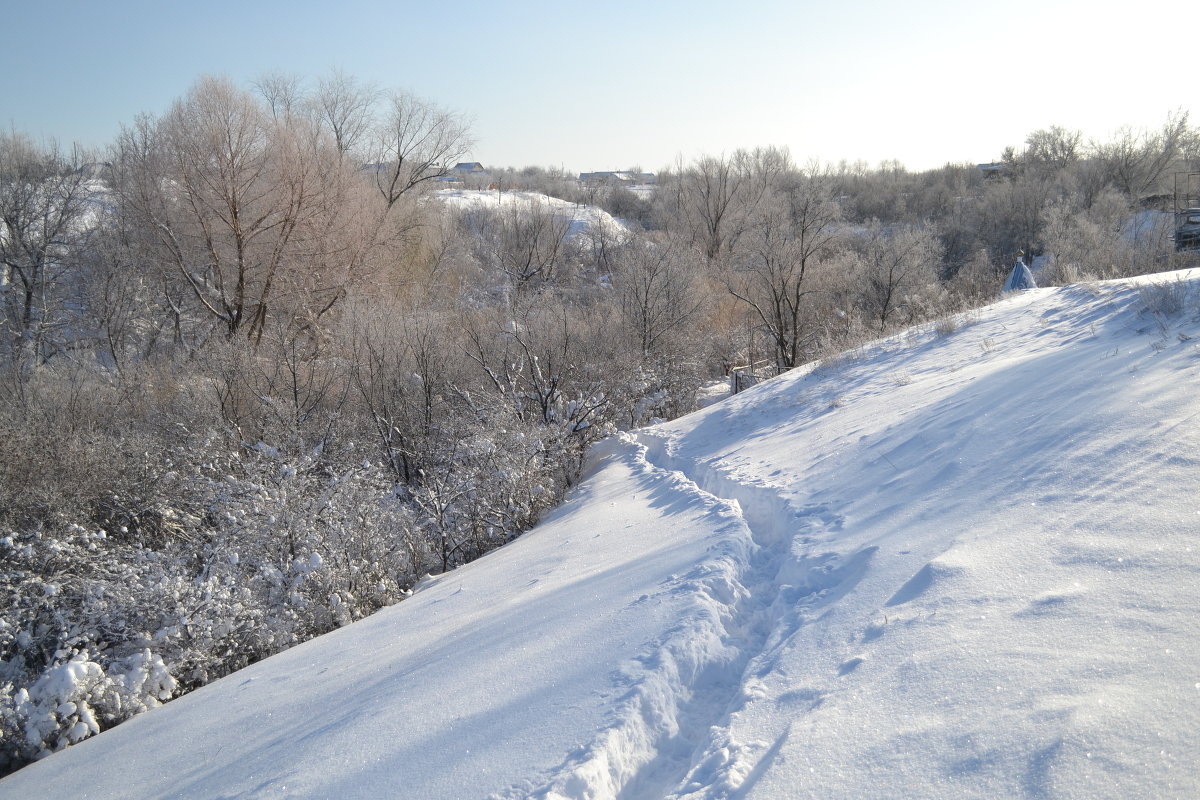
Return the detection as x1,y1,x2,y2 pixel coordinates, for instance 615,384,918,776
5,271,1200,799
436,188,627,241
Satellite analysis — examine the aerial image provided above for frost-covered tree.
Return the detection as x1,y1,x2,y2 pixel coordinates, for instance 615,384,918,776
367,90,472,210
470,199,573,291
113,77,377,342
851,222,942,330
1093,110,1195,200
0,133,94,363
311,68,379,160
662,147,789,261
727,172,843,370
614,234,704,357
1024,126,1084,172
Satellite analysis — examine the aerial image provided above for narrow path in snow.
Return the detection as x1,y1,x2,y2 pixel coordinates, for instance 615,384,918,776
491,434,758,800
498,428,872,800
632,430,870,800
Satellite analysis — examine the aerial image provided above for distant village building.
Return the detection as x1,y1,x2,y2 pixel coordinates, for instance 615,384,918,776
447,162,490,188
977,163,1006,180
452,162,488,176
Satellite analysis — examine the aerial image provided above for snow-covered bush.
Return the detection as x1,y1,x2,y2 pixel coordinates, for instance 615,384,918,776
1138,277,1194,319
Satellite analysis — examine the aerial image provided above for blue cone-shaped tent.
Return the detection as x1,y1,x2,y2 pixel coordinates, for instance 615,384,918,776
1002,257,1037,292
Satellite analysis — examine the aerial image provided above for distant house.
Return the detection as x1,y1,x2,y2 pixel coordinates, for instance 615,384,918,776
977,162,1006,180
450,162,490,187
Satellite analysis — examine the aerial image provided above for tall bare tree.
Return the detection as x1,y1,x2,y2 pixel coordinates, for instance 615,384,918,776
727,172,842,370
614,235,703,356
852,222,941,330
311,68,378,160
367,90,472,210
253,71,306,122
114,76,377,342
472,199,572,291
0,133,93,362
1024,126,1084,171
663,146,791,261
1095,111,1195,200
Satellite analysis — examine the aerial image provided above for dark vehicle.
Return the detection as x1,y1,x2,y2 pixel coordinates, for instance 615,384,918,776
1174,173,1200,252
1175,208,1200,252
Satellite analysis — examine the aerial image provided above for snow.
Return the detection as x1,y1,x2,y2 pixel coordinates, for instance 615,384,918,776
626,184,656,202
436,188,628,241
5,271,1200,798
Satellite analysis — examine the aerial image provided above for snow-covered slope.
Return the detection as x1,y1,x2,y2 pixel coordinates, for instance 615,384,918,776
436,188,627,241
5,272,1200,799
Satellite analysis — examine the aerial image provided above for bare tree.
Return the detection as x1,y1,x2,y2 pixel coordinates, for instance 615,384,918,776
474,199,572,290
367,90,472,209
115,76,373,342
464,301,610,446
682,152,746,260
614,234,703,356
253,71,306,122
0,132,93,362
1094,110,1195,200
78,218,156,370
348,305,457,485
311,68,378,160
1024,126,1083,171
969,173,1053,266
852,222,941,330
662,146,791,261
726,173,842,370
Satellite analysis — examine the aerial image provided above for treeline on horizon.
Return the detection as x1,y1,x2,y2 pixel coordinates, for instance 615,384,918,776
0,69,1194,774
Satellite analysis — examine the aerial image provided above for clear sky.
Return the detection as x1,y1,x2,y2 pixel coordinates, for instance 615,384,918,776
3,0,1190,173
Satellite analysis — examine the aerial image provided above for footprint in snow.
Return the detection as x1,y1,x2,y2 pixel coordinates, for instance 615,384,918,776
838,656,865,676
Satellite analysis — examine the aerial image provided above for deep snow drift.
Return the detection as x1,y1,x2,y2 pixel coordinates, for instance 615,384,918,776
5,271,1200,799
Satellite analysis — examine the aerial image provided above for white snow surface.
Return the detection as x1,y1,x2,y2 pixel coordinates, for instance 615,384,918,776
6,271,1200,799
436,189,628,241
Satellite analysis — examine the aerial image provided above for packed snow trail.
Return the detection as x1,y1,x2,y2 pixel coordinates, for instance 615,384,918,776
494,434,760,800
5,272,1200,799
629,430,879,799
510,435,866,800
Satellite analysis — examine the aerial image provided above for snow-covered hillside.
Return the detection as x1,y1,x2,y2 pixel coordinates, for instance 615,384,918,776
436,188,627,241
5,272,1200,799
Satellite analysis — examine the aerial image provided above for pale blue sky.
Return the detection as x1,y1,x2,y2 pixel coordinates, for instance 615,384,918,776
3,0,1189,172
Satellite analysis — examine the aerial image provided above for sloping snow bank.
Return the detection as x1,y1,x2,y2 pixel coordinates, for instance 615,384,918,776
637,271,1200,799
